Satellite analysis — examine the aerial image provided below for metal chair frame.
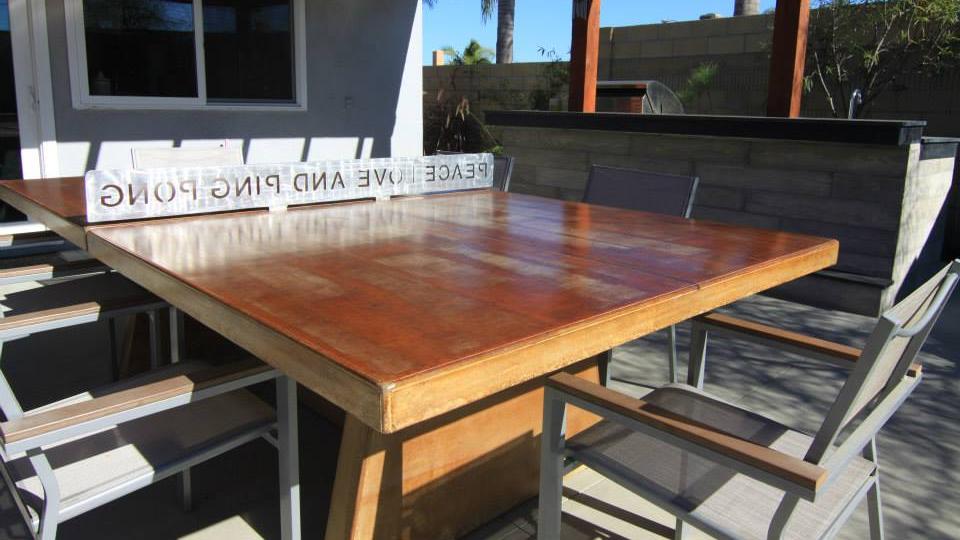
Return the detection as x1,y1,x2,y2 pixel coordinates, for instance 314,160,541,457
0,339,301,540
539,260,959,539
582,165,700,386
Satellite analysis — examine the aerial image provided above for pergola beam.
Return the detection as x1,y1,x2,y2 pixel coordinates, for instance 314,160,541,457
766,0,811,117
568,0,601,112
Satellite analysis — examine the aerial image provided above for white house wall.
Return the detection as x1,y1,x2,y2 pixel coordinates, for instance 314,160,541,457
43,0,423,175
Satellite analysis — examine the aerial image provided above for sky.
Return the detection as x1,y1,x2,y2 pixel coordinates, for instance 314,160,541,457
423,0,777,64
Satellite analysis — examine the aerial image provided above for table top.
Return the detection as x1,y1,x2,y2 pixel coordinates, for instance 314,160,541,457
0,178,89,248
78,190,837,432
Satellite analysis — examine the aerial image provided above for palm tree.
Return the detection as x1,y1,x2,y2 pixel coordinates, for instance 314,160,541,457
424,0,515,64
481,0,515,64
442,39,494,65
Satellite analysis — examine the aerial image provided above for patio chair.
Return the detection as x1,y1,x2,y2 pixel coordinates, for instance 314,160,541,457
683,261,959,391
581,165,699,385
435,150,515,192
0,355,301,540
131,144,247,364
0,230,69,260
0,147,244,315
131,145,244,169
538,260,958,540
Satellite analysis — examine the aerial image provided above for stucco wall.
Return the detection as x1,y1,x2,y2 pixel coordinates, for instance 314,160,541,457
45,0,423,175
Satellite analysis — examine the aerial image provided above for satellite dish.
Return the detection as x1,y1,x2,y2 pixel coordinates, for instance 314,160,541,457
595,81,684,115
641,81,684,115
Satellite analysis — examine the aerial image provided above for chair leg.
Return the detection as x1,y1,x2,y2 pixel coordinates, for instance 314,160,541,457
28,452,60,540
278,376,301,540
864,438,885,540
597,349,613,387
686,323,709,389
147,310,161,369
674,518,687,539
667,325,679,383
109,319,120,381
169,307,185,364
538,387,567,540
178,469,193,512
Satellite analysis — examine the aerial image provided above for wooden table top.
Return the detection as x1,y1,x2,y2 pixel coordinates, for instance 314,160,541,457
78,190,838,432
0,177,88,248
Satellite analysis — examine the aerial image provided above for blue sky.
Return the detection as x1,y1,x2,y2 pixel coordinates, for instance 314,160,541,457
423,0,777,64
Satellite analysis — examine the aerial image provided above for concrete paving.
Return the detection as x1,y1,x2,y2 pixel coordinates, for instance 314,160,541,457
0,279,956,539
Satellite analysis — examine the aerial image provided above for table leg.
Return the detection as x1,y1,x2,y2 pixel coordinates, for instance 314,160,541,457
325,415,402,540
324,360,600,540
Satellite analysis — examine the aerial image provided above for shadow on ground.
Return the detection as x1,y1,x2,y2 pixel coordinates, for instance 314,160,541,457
0,289,956,539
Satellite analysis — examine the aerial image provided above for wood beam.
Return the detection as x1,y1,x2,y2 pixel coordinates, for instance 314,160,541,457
568,0,601,113
766,0,810,117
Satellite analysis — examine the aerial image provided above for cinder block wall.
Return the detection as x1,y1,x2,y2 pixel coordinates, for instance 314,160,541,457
496,125,955,314
598,15,773,116
423,63,560,121
424,14,960,137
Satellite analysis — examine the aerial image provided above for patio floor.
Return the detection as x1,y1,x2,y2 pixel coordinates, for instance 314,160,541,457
0,278,957,539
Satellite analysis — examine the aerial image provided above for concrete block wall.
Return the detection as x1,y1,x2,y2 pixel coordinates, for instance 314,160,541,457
497,124,959,314
424,13,960,137
423,63,559,121
598,14,773,116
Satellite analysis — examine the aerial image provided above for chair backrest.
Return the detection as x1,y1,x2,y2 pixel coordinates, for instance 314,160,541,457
806,259,959,463
493,155,514,192
582,165,699,218
436,150,513,192
132,146,244,169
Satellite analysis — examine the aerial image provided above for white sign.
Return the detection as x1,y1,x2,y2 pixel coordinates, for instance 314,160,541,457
84,153,495,223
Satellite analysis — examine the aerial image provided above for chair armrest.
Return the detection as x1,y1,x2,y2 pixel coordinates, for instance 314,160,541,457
0,296,166,340
694,312,861,364
693,313,922,377
0,230,62,248
547,372,827,498
0,358,278,454
0,258,109,285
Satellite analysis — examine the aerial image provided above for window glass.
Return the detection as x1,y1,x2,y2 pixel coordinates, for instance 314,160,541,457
203,0,293,102
83,0,198,97
1,0,16,113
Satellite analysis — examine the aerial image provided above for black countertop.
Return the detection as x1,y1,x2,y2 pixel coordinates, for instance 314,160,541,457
486,110,928,146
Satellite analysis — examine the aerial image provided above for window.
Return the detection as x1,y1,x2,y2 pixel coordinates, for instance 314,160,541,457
65,0,305,109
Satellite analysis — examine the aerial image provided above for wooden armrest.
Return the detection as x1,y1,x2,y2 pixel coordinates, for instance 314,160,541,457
694,313,922,377
0,295,164,337
0,230,63,248
695,312,861,363
0,258,109,283
548,372,827,495
1,358,276,452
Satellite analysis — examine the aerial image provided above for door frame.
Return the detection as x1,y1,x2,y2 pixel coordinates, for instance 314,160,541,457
8,0,58,179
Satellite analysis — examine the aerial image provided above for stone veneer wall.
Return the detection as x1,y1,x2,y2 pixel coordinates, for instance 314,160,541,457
494,125,955,315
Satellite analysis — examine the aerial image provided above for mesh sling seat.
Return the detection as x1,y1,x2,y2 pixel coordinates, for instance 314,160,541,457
539,260,959,539
581,165,700,385
0,358,301,540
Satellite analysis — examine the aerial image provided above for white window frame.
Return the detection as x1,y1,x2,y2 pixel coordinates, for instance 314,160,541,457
63,0,307,111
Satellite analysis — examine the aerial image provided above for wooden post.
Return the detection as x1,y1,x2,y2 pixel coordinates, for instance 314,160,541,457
766,0,810,117
568,0,601,112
